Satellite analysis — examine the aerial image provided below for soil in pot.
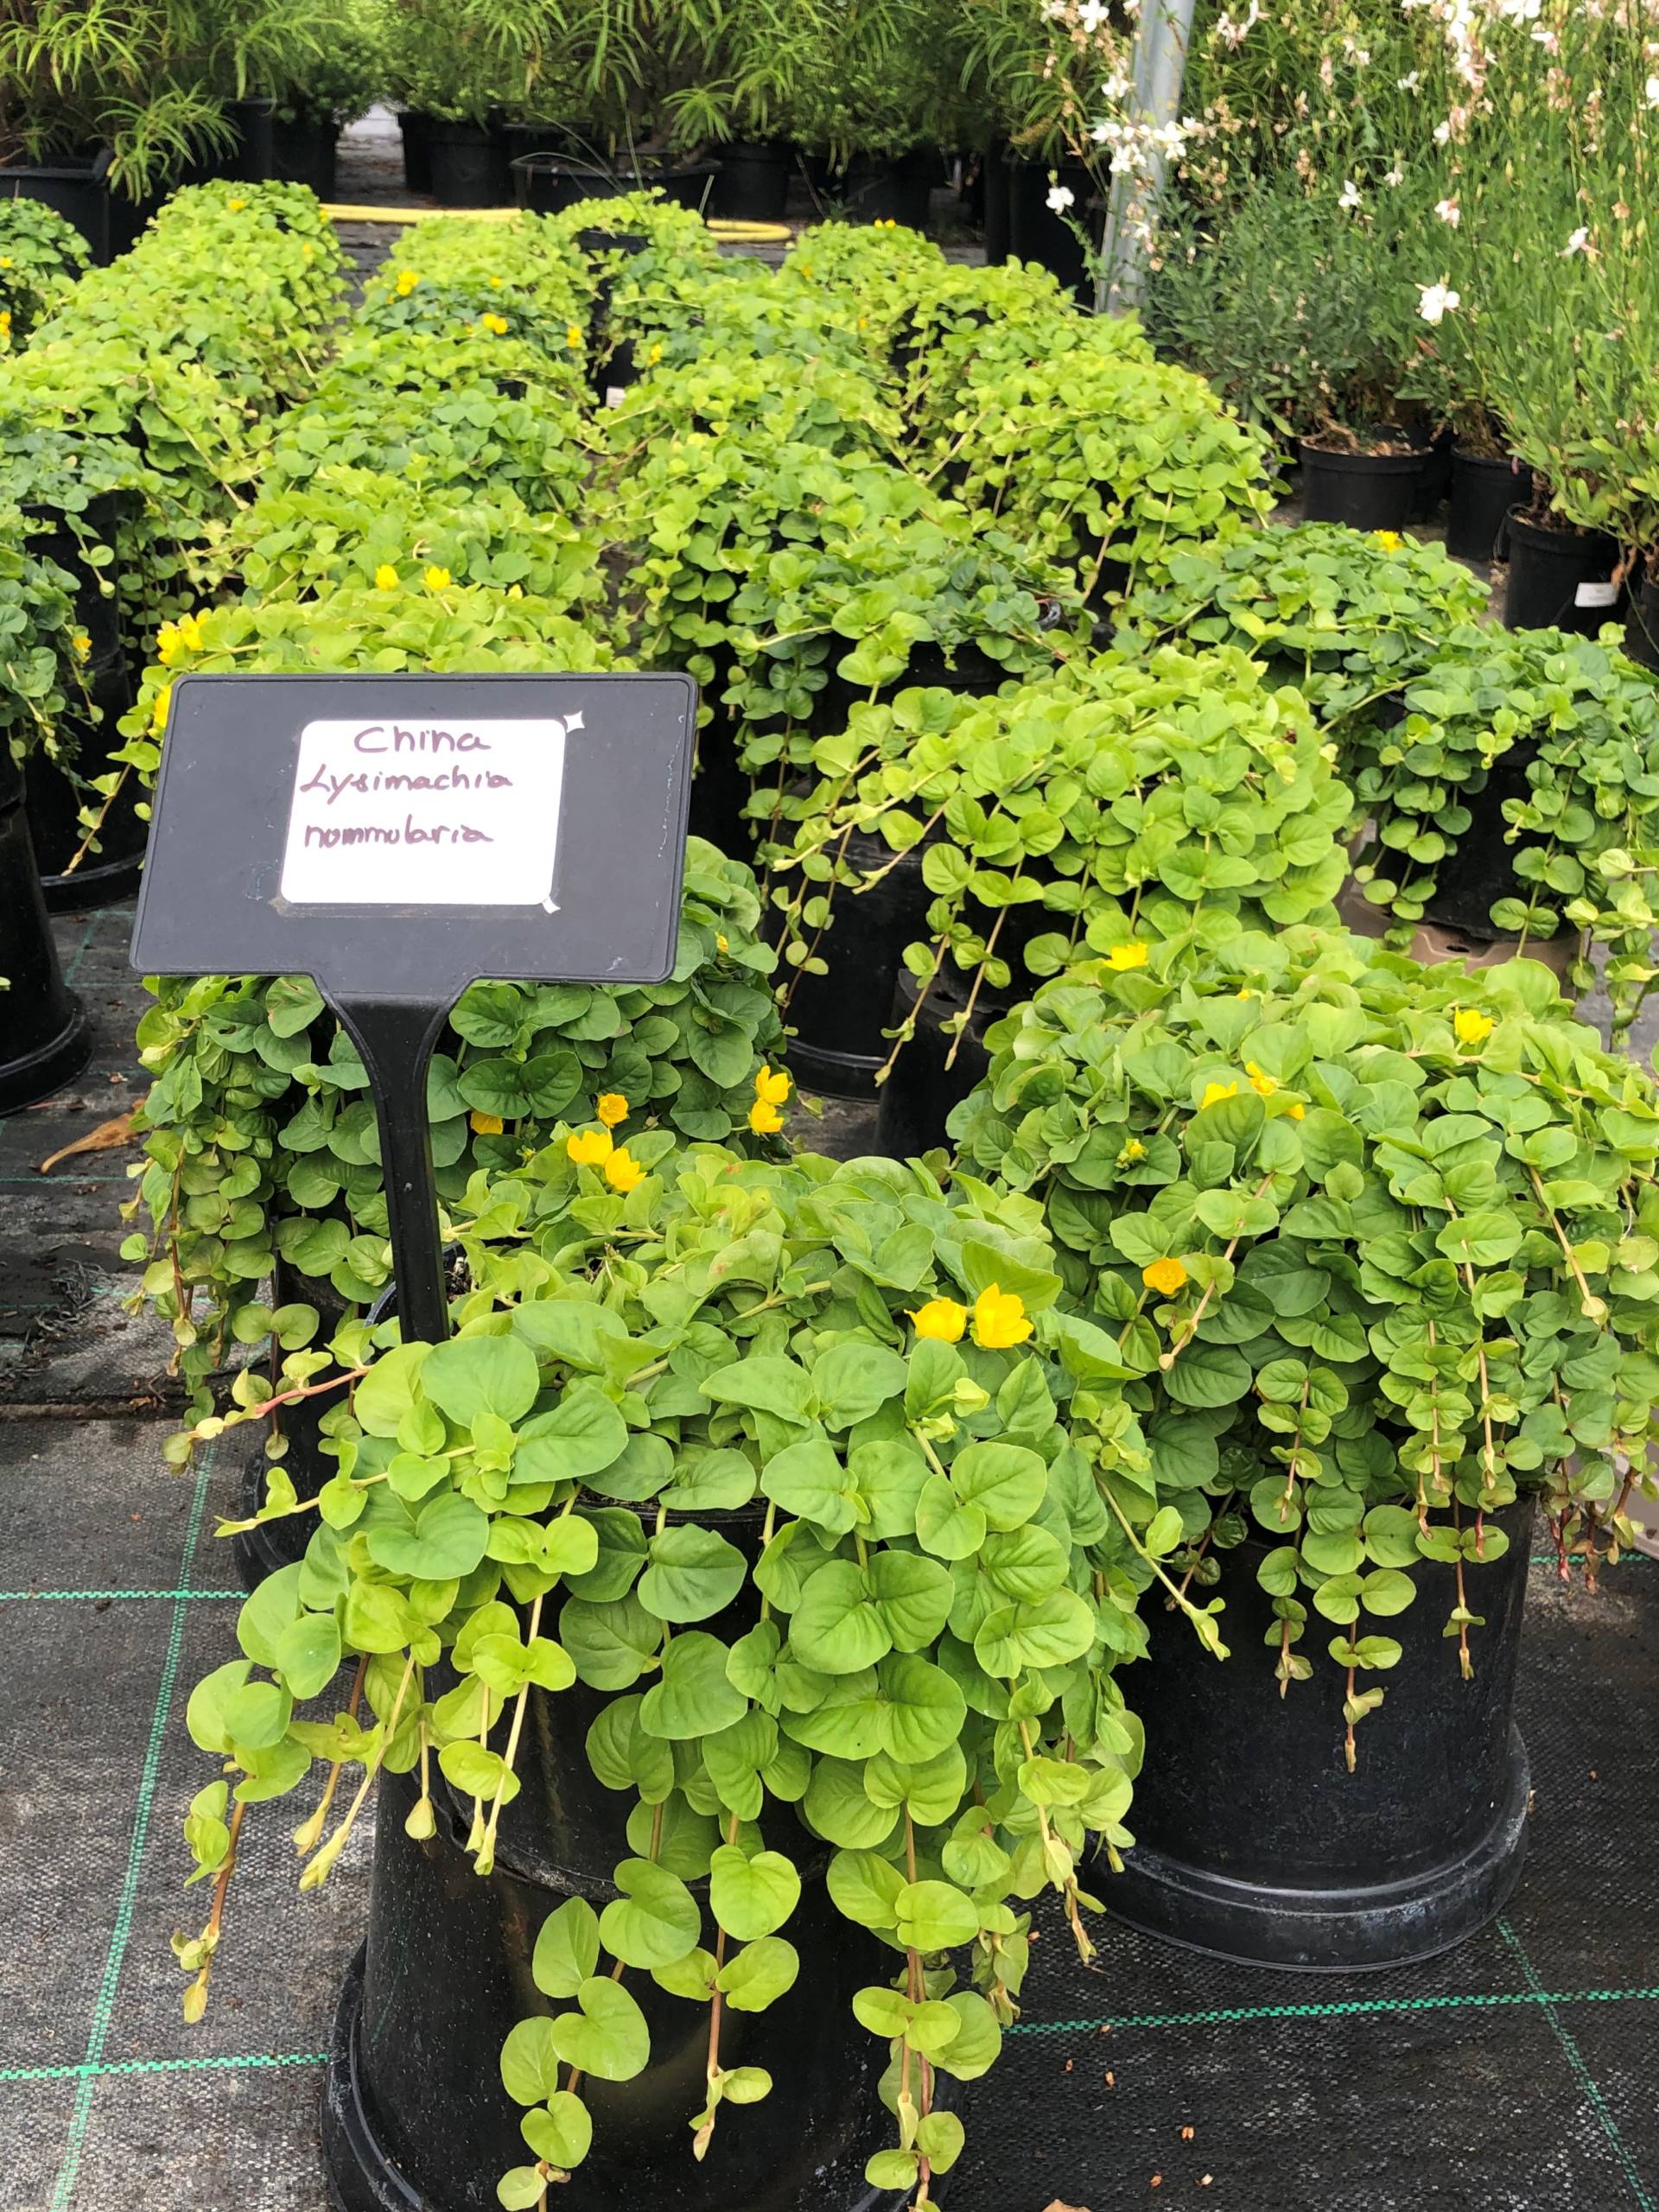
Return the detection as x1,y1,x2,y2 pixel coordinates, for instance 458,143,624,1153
827,151,935,232
1103,1496,1534,1970
1298,438,1426,532
427,119,511,207
1446,449,1534,563
1501,508,1621,634
0,747,90,1111
710,141,791,222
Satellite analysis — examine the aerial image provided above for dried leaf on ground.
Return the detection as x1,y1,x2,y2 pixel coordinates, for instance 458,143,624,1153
37,1107,143,1175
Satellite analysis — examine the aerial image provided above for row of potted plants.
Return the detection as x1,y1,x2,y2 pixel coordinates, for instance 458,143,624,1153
0,181,346,1116
170,919,1659,2206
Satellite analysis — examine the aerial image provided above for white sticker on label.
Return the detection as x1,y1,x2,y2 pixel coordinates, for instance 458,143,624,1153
1574,580,1619,608
279,715,570,907
605,385,626,409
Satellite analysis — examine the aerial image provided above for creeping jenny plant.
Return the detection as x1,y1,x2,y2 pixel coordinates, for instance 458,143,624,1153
951,927,1659,1763
179,1142,1148,2209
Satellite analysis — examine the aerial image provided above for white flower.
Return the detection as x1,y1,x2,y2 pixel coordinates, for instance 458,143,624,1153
1046,182,1077,213
1435,197,1462,226
1418,278,1459,323
1078,0,1109,31
1433,118,1452,143
1383,162,1405,187
1560,226,1591,255
1398,69,1420,88
1647,73,1659,101
1338,177,1362,211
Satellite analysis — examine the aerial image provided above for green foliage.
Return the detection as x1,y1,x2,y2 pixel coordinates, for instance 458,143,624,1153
175,1142,1143,2197
1344,626,1659,1033
1117,522,1490,741
772,645,1350,1071
0,197,87,347
952,925,1659,1747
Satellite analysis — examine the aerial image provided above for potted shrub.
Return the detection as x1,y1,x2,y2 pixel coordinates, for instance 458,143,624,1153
173,1138,1144,2208
0,194,86,346
0,519,91,1108
951,925,1659,1965
772,644,1350,1150
786,0,968,230
1339,625,1659,1033
1146,177,1427,531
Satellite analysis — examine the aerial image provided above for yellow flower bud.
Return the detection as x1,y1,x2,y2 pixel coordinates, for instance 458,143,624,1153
374,564,399,590
1452,1006,1495,1046
754,1064,791,1106
596,1092,628,1128
423,566,451,593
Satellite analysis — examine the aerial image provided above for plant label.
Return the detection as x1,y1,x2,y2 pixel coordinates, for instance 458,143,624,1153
131,671,698,1001
1574,581,1619,609
279,715,569,908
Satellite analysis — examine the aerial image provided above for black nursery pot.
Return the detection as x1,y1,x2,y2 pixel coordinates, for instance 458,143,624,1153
1003,156,1097,302
710,141,791,222
1446,450,1534,563
397,111,432,195
512,153,718,218
0,152,119,264
427,120,511,207
982,145,1011,264
21,494,141,908
1412,738,1545,942
323,1595,923,2209
1624,575,1659,672
828,151,935,232
0,747,90,1113
1105,1496,1534,1970
874,969,995,1161
226,99,339,196
782,830,932,1101
1502,509,1621,635
1298,441,1425,532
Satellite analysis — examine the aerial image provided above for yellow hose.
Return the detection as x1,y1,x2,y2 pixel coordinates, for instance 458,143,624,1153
321,207,796,243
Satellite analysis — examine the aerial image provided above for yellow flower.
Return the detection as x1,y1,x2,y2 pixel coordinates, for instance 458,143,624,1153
1199,1081,1239,1111
596,1092,628,1128
908,1297,968,1343
1116,1137,1147,1166
1452,1006,1496,1046
423,566,452,593
749,1099,785,1135
72,631,90,658
175,611,204,653
567,1128,614,1166
489,275,502,288
566,322,582,348
1288,1102,1306,1119
1142,1256,1189,1297
469,1110,504,1135
1246,1060,1278,1098
227,199,246,213
151,682,172,733
374,563,399,590
395,269,419,296
1105,941,1149,971
480,312,508,335
754,1065,791,1107
156,622,182,666
605,1147,645,1193
972,1283,1032,1349
1236,988,1256,1001
647,341,663,365
715,933,729,953
0,256,12,268
1373,529,1403,550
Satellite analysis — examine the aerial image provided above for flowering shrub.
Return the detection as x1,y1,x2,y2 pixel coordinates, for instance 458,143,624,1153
175,1138,1144,2204
952,926,1659,1757
1343,626,1659,1034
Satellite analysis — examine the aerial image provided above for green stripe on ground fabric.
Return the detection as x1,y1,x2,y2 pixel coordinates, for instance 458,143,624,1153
1008,1983,1659,2036
48,1446,215,2209
1498,1920,1656,2212
0,1589,241,1603
5,2050,327,2086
